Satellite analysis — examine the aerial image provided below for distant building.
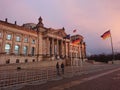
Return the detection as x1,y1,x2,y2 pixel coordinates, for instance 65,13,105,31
0,17,86,66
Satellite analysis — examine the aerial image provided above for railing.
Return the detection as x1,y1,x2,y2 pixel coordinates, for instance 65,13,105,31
0,64,118,88
0,67,57,88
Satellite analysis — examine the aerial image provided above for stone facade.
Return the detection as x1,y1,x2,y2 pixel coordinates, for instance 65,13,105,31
0,17,86,66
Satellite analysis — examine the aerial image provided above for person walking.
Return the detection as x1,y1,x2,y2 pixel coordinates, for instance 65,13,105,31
61,62,64,74
56,62,59,75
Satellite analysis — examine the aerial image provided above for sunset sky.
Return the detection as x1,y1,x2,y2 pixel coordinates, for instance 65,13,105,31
0,0,120,55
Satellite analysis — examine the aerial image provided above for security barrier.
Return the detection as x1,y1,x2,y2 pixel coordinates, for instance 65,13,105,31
0,67,58,87
0,65,117,88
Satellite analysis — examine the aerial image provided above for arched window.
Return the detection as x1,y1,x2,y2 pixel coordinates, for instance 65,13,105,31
23,46,28,55
14,45,20,54
5,44,11,54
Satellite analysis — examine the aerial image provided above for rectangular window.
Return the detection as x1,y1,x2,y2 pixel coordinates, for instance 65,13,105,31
7,34,12,40
24,37,28,43
16,36,21,42
5,44,11,54
32,39,35,44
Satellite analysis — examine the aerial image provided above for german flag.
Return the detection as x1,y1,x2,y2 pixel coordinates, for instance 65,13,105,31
101,30,111,39
73,29,77,33
72,38,80,44
63,34,70,39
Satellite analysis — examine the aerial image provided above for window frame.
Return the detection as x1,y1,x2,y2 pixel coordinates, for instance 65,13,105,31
5,43,11,54
24,37,28,43
14,45,20,54
6,34,12,40
32,39,35,44
23,46,28,55
16,36,21,42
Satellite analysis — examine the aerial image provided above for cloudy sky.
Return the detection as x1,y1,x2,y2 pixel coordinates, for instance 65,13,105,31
0,0,120,55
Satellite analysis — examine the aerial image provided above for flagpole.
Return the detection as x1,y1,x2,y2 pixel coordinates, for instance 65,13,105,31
110,30,114,64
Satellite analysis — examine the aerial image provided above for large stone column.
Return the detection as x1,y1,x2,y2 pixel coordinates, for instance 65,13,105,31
56,39,59,55
66,42,69,57
2,31,6,52
52,38,54,55
68,42,70,58
11,32,15,53
46,37,48,55
62,41,65,57
20,34,24,54
64,41,66,58
28,36,31,55
46,37,50,55
61,40,63,57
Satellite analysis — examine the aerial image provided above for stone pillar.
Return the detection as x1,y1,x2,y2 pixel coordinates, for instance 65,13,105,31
28,36,31,55
52,38,54,55
11,32,15,53
61,40,63,57
2,31,6,52
20,34,24,54
62,41,65,57
68,42,70,58
56,39,59,55
47,37,50,55
64,41,66,57
66,42,68,57
79,45,81,59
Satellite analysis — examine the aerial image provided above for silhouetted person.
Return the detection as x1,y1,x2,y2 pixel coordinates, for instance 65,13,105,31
61,62,64,74
56,62,59,75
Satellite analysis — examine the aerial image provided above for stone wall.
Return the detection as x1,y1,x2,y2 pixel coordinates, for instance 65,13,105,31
0,60,65,70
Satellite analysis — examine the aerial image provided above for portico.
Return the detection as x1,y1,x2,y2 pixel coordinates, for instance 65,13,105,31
42,33,70,60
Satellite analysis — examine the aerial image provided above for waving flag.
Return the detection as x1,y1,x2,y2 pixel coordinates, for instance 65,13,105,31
101,30,111,39
63,34,70,39
73,29,77,33
72,38,80,44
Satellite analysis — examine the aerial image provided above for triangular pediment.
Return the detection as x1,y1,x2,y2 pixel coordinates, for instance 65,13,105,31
43,28,67,38
55,30,67,37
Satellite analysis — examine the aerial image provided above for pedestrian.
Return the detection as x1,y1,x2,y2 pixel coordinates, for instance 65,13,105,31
56,62,59,75
61,62,64,74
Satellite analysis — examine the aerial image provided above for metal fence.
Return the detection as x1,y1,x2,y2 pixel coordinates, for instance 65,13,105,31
0,66,83,88
0,65,116,88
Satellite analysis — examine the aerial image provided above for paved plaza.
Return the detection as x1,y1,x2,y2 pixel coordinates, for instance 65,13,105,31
1,62,120,90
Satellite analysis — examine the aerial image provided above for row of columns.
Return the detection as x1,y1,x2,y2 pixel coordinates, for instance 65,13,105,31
45,37,70,58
